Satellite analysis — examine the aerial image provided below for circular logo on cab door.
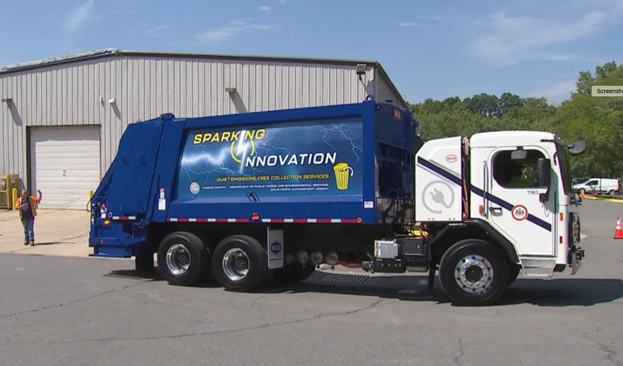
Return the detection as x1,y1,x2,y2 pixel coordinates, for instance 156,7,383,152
511,205,528,221
189,182,200,195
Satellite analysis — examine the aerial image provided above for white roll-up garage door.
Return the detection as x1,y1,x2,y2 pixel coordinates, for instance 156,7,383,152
30,126,101,210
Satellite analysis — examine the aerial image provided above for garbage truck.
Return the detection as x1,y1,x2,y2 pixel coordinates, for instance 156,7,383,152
88,98,586,306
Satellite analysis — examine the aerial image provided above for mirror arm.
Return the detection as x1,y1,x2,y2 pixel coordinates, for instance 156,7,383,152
539,188,550,203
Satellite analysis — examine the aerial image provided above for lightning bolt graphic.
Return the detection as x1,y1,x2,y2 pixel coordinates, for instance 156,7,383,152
296,123,363,164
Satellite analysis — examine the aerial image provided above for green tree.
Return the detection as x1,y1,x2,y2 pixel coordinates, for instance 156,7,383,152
407,60,623,178
552,61,623,177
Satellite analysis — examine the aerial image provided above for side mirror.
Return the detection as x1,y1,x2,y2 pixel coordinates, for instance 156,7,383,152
537,158,551,187
568,140,587,155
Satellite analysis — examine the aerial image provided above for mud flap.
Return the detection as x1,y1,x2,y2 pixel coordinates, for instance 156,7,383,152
571,246,584,275
570,213,583,275
267,228,284,269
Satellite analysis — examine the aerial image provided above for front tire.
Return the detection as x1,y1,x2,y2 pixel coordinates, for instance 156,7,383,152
438,239,509,306
157,231,210,286
212,235,270,292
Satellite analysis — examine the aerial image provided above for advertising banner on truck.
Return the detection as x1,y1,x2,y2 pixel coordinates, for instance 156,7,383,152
176,119,364,202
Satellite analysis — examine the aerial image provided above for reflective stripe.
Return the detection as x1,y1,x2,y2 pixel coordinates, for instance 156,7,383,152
166,218,359,223
16,196,38,219
112,216,136,220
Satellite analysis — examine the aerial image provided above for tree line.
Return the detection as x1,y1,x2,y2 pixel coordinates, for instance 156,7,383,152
407,61,623,179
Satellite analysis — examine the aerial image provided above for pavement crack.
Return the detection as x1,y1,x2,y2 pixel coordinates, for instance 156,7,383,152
250,294,268,309
582,326,623,366
9,248,31,254
0,282,148,321
582,326,603,340
601,342,623,366
9,297,384,344
128,288,173,304
454,337,464,365
58,233,89,241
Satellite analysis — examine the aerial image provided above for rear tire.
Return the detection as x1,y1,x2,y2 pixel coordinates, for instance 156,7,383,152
438,239,509,306
157,231,210,286
212,235,270,292
273,263,316,284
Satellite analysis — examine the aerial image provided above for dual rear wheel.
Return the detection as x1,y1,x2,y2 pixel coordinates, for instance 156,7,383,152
155,231,315,291
156,231,211,286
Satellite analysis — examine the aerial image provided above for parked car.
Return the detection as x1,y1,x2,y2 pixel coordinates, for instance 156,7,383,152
573,178,621,197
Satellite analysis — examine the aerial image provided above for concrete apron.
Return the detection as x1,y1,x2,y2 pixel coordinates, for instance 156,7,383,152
0,209,95,258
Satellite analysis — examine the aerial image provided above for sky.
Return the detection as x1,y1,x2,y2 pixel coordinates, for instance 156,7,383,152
1,0,622,105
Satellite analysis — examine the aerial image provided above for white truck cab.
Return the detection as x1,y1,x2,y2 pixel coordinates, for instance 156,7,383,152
413,131,585,305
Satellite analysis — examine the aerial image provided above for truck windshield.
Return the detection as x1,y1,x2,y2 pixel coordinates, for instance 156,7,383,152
556,142,573,195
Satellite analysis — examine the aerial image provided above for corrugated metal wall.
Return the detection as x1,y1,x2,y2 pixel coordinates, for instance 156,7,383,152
375,76,402,105
0,55,403,189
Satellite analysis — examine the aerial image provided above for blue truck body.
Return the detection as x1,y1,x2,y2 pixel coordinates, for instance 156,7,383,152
89,99,419,259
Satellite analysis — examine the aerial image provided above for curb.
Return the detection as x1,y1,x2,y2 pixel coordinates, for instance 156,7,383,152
581,196,623,203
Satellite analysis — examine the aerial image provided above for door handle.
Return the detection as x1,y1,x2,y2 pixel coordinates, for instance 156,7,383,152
490,206,502,213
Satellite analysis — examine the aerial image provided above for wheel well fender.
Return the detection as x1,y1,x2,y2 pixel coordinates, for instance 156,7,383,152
427,220,519,264
463,219,519,263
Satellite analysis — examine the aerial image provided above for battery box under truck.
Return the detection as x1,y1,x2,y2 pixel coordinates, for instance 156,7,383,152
89,99,586,306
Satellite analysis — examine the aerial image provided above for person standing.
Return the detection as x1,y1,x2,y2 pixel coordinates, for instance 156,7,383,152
15,189,43,246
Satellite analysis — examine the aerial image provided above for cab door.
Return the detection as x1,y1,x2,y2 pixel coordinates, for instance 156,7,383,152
486,147,557,257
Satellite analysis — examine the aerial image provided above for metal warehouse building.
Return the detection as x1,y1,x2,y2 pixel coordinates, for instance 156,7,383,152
0,48,407,210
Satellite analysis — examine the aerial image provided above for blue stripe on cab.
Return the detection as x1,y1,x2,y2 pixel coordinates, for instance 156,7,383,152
416,157,551,232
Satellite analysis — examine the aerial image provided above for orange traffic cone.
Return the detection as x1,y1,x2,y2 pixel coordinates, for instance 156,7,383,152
615,217,623,239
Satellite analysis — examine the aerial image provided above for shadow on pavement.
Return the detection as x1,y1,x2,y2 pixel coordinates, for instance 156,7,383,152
278,275,623,307
500,278,623,307
32,241,70,246
105,269,221,288
105,268,623,307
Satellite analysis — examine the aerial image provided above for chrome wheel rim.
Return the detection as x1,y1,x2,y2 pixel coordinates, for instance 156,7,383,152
222,248,250,281
454,254,494,294
165,244,191,276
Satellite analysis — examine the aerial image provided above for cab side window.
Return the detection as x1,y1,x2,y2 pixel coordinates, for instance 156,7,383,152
492,149,547,189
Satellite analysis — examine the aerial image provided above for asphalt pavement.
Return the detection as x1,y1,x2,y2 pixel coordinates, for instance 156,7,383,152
1,199,622,366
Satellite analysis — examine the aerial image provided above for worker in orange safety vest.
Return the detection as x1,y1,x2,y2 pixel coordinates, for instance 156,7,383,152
15,189,43,246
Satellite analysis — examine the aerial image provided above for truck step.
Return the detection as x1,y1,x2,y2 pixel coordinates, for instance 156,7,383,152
519,257,556,277
321,273,369,284
522,268,554,277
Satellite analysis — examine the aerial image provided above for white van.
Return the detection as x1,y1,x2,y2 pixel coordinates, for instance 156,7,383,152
573,178,620,196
